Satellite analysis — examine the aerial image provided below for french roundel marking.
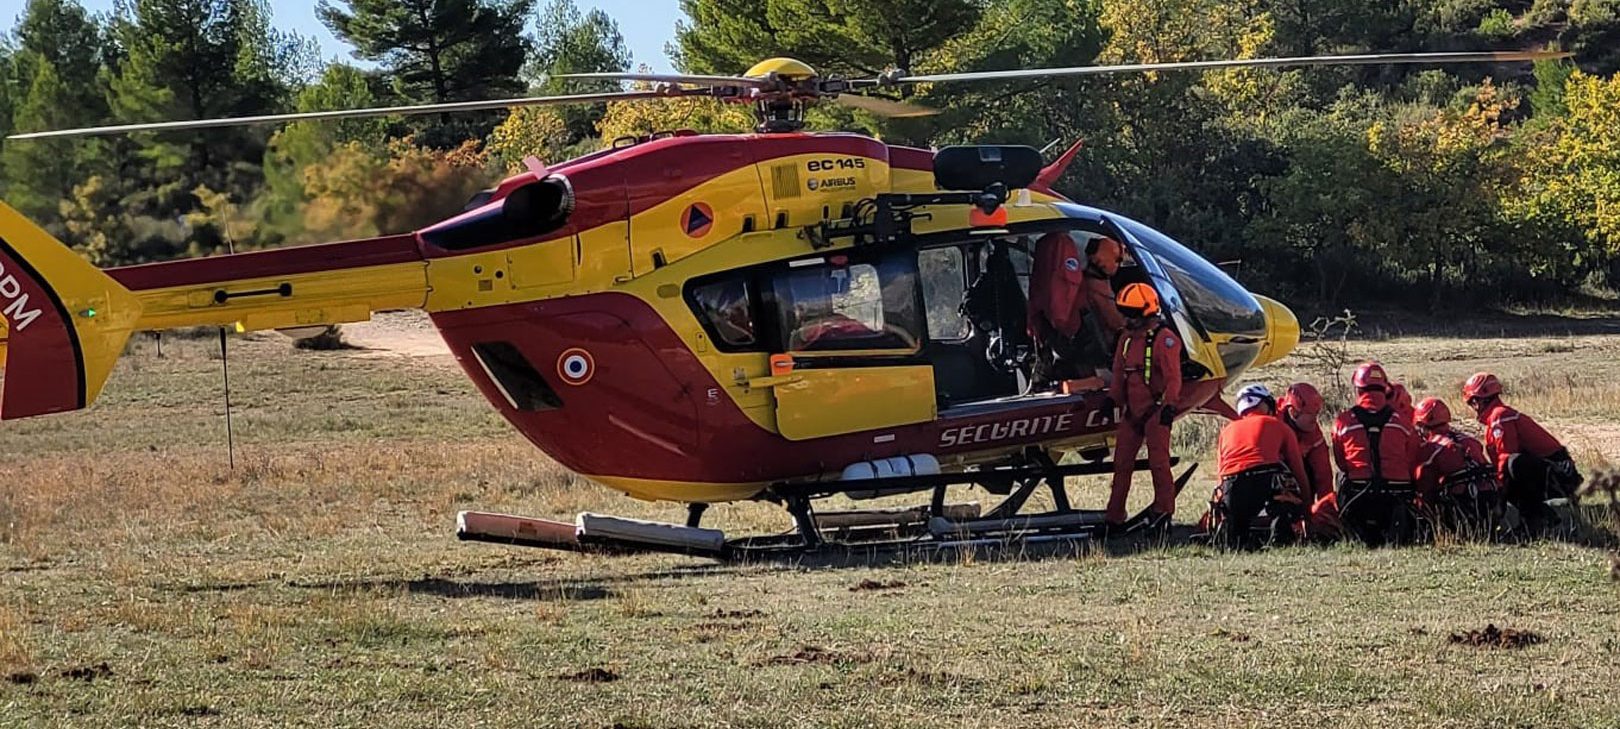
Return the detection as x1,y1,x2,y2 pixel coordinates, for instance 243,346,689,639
681,202,714,238
557,348,595,386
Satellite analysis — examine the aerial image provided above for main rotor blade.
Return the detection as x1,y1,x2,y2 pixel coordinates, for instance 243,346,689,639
889,50,1571,85
7,90,684,140
553,71,772,88
834,93,939,118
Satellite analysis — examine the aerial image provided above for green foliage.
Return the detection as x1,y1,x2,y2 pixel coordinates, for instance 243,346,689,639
318,0,535,145
1513,72,1620,256
529,0,631,143
0,0,1616,320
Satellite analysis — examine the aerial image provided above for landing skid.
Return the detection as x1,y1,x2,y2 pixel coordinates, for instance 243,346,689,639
457,457,1197,562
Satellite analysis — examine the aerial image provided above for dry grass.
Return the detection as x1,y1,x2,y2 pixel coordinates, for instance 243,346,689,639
2,324,1620,726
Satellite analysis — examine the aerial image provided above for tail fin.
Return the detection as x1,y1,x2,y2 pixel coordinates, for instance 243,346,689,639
0,201,143,420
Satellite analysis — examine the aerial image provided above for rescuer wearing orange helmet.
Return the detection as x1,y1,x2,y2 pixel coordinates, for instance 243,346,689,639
1104,283,1182,534
1083,237,1127,345
1209,384,1310,549
1279,381,1339,539
1462,372,1581,534
1413,396,1502,535
1332,361,1421,547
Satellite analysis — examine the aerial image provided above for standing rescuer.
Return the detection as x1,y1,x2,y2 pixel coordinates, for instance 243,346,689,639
1462,372,1582,533
1105,283,1182,534
1280,382,1338,539
1332,362,1421,547
1413,396,1502,535
1211,384,1311,548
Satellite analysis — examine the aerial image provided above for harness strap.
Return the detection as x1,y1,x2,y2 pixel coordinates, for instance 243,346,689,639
1351,406,1395,487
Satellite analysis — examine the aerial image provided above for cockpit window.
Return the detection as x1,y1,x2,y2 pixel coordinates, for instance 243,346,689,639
771,253,922,353
689,277,758,349
1115,217,1266,337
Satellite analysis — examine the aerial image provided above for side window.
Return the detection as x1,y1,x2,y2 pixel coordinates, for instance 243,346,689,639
919,247,970,341
689,277,758,349
771,254,922,353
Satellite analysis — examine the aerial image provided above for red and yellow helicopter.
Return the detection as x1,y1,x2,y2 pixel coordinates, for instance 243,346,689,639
0,51,1559,557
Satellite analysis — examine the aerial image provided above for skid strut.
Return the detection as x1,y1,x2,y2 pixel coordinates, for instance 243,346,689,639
457,456,1196,561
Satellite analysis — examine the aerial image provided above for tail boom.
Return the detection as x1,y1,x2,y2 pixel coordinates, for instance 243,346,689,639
1,201,431,420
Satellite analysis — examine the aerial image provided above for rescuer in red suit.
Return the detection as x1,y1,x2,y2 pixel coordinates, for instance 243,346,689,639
1332,362,1421,547
1210,384,1310,549
1413,396,1502,535
1390,382,1416,424
1027,232,1089,385
1082,237,1127,346
1462,372,1581,534
1104,283,1182,534
1279,381,1339,539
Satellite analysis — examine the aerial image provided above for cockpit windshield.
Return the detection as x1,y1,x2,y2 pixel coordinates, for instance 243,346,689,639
1113,217,1265,337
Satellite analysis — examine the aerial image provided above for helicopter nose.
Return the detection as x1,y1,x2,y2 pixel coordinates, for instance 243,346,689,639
1250,295,1300,368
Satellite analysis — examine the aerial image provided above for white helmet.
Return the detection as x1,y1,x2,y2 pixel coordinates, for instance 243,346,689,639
1235,383,1276,416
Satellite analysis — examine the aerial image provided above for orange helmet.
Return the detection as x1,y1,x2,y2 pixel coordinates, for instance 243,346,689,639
1414,397,1451,428
1087,237,1123,275
1280,382,1324,418
1351,362,1390,392
1462,372,1502,401
1116,283,1160,318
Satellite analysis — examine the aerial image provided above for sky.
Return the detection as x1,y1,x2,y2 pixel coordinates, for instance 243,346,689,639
64,0,683,73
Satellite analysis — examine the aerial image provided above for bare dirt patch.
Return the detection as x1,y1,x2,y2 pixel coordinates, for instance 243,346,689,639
707,608,765,619
1448,625,1545,649
59,662,113,682
849,579,907,592
558,667,621,683
760,645,874,667
339,310,451,359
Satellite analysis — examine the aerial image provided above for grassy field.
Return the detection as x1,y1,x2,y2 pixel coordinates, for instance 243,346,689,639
4,314,1620,728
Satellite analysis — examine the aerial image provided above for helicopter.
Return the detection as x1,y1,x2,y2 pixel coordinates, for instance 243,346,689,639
0,50,1561,559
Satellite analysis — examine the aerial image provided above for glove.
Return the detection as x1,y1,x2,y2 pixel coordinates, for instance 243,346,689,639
1158,405,1176,426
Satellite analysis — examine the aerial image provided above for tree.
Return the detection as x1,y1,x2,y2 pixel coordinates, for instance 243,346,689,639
81,0,311,260
14,0,106,119
676,0,980,78
260,63,391,243
2,0,109,225
529,0,630,143
1514,71,1620,257
318,0,535,145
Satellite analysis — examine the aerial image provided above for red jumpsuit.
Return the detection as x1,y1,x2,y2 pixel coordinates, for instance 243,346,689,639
1027,233,1086,345
1331,391,1420,546
1331,396,1419,482
1082,269,1125,343
1106,320,1183,523
1286,415,1338,535
1476,399,1573,529
1415,428,1490,498
1476,400,1565,482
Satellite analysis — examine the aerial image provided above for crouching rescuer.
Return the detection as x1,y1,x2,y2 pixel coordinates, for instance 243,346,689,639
1463,372,1582,534
1208,384,1311,548
1105,283,1181,535
1333,362,1421,547
1413,396,1502,535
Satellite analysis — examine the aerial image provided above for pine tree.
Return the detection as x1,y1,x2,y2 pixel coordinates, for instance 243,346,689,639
318,0,535,145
